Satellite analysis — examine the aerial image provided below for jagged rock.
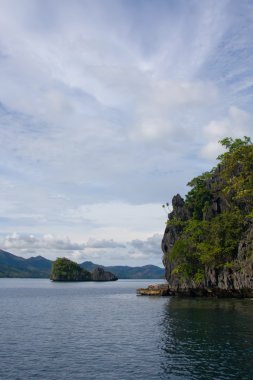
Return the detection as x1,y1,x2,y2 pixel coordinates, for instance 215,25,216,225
161,141,253,297
136,284,170,296
162,221,253,298
91,267,118,281
162,221,183,281
169,194,190,221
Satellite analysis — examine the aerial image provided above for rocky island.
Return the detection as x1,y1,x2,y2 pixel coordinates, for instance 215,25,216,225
138,137,253,297
50,257,118,282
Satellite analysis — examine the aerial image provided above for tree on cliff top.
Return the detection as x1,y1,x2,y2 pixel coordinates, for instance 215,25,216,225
218,136,251,159
166,137,253,282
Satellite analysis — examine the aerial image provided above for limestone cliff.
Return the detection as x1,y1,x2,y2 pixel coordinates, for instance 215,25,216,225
161,138,253,297
50,258,118,282
91,267,117,281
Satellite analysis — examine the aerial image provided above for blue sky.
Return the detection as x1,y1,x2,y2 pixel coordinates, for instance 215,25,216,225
0,0,252,265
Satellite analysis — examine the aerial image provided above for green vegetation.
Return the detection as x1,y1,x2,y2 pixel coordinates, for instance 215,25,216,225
0,249,164,279
185,171,212,220
167,137,253,280
0,250,52,278
50,258,118,281
218,137,253,207
50,257,91,281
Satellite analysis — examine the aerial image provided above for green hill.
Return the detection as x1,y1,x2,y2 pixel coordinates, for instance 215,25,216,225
0,249,51,278
81,261,164,279
0,250,164,279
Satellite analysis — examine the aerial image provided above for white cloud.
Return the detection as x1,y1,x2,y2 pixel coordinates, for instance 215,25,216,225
86,238,125,249
129,252,148,260
200,141,224,162
2,233,86,251
0,1,252,266
130,234,162,256
1,232,164,266
64,202,164,233
131,80,218,144
200,106,253,160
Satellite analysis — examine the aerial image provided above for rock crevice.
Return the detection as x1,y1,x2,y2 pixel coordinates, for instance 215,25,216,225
161,141,253,297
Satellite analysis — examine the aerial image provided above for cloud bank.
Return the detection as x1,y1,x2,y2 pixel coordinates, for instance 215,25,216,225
0,0,252,264
1,232,163,266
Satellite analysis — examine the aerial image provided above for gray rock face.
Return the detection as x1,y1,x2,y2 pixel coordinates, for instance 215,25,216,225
162,221,183,282
169,194,190,221
162,142,253,297
91,267,118,281
162,196,253,297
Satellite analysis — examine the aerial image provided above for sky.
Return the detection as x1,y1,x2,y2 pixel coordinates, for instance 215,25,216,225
0,0,253,266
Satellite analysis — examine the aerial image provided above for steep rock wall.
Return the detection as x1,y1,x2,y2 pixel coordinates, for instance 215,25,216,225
162,195,253,297
161,144,253,297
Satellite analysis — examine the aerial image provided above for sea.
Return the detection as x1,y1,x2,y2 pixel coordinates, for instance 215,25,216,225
0,279,252,380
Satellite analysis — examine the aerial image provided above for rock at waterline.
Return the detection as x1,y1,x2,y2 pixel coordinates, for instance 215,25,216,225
91,267,117,281
137,284,170,296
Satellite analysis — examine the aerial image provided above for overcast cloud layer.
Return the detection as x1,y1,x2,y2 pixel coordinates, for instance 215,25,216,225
0,0,252,265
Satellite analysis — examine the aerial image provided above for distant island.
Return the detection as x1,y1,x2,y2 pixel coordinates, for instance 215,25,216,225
50,257,117,282
161,137,253,297
0,249,164,279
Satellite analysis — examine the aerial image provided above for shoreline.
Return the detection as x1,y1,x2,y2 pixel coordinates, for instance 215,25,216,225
137,283,253,298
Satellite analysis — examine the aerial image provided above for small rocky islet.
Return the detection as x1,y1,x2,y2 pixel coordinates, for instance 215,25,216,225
138,137,253,298
50,257,118,282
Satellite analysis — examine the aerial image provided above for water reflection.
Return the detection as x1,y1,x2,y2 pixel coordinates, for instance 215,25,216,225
159,298,253,380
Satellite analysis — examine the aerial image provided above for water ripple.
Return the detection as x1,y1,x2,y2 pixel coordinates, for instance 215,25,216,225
0,279,252,380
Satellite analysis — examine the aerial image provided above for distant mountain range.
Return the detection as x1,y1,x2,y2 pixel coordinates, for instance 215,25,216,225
0,249,52,278
80,261,164,279
0,249,165,279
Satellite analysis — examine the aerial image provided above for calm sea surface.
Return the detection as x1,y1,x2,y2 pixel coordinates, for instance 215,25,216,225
0,279,253,380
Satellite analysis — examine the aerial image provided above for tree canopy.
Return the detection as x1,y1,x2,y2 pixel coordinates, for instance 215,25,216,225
166,137,253,282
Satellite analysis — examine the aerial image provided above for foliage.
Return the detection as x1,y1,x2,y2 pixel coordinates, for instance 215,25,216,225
166,217,186,228
219,144,253,208
168,137,253,280
51,257,91,281
217,136,252,160
185,171,212,220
